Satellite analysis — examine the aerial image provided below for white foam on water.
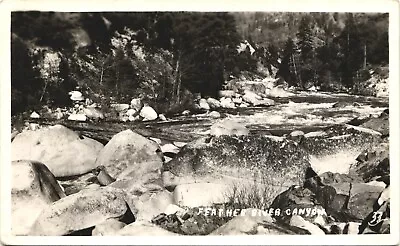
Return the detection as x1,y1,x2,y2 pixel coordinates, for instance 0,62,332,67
340,104,387,117
229,98,387,129
345,124,382,136
309,150,360,175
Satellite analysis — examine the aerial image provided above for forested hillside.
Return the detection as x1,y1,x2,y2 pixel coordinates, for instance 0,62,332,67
11,12,388,115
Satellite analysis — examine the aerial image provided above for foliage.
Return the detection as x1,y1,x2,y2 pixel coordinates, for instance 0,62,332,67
10,12,389,115
273,13,388,90
11,34,43,114
224,175,285,210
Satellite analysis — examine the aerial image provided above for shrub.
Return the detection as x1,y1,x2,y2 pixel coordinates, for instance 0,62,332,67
223,175,286,210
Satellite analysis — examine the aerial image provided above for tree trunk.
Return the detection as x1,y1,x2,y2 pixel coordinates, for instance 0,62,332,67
173,52,181,104
115,67,119,98
39,81,48,102
176,69,181,103
100,66,104,86
292,54,301,87
99,64,104,94
363,43,367,69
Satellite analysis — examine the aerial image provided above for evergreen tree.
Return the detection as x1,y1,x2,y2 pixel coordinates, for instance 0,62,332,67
336,13,364,88
277,38,298,87
296,16,316,88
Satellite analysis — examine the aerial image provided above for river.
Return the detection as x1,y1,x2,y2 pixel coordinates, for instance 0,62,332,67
153,91,388,140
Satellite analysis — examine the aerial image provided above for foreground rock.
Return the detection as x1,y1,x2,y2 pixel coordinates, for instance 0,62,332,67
11,125,104,177
359,111,389,136
269,184,329,225
270,168,387,233
289,215,325,235
173,183,230,207
12,160,66,235
130,190,174,221
163,134,311,188
349,142,389,183
152,205,231,235
92,219,127,236
30,187,130,236
325,182,385,221
115,220,179,236
95,129,163,180
210,209,307,235
359,186,390,234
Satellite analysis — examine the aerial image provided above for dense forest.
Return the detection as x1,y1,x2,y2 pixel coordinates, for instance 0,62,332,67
11,12,388,115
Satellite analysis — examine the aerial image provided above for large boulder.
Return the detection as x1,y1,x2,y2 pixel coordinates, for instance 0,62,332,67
139,105,158,121
208,111,221,118
289,215,325,235
349,142,389,183
220,97,236,109
130,190,174,221
269,185,329,225
92,218,127,236
210,118,249,136
359,113,389,136
210,209,306,235
30,187,130,236
115,220,179,236
242,90,262,105
232,97,243,104
95,129,163,180
109,176,165,218
163,135,311,188
173,183,230,207
307,174,385,222
83,107,104,120
198,98,210,111
359,186,390,234
11,160,66,235
206,97,222,109
11,125,104,177
346,183,385,221
130,98,144,112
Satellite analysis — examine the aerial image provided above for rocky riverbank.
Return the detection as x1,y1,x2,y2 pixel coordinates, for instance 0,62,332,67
10,103,390,235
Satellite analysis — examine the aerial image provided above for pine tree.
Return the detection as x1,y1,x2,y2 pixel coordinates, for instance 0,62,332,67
336,13,364,88
277,38,298,87
296,16,316,89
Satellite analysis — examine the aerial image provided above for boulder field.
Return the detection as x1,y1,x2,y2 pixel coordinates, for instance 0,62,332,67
9,111,389,235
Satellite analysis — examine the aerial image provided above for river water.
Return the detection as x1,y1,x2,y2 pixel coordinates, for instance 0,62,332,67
156,91,388,140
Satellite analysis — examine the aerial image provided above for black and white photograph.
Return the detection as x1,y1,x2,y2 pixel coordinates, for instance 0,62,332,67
0,0,399,244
